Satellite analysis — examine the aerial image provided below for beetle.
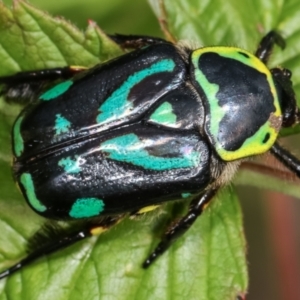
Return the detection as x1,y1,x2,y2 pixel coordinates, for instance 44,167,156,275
0,30,299,279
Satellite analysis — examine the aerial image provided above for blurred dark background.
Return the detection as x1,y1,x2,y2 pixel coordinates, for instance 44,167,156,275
2,0,300,299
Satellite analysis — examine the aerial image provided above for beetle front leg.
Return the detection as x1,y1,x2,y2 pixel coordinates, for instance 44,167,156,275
143,188,218,268
271,67,299,126
255,31,285,63
271,142,300,177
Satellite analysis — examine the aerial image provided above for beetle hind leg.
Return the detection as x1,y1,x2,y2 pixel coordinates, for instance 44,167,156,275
143,189,218,268
0,216,122,280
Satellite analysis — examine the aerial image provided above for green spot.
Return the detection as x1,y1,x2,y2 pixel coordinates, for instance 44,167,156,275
58,156,81,173
20,173,46,212
40,80,73,101
55,114,71,135
149,102,177,126
13,116,24,157
181,193,192,199
97,59,176,124
100,133,201,171
70,198,105,218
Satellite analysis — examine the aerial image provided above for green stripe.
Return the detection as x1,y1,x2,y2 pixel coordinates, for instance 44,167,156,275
97,59,176,124
13,116,24,157
40,80,73,101
20,173,47,212
100,133,201,171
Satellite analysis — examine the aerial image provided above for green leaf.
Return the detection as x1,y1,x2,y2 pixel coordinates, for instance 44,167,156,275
0,1,122,75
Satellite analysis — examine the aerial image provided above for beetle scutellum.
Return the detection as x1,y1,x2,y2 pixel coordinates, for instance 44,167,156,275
0,31,299,279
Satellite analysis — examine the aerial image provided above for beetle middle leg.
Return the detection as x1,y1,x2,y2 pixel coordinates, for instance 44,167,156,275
143,188,218,268
0,66,86,103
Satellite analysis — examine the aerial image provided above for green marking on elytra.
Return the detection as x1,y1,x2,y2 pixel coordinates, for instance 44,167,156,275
13,116,24,157
96,59,176,124
55,114,71,135
40,80,73,101
100,133,201,171
149,101,177,126
58,156,81,173
181,193,192,199
20,173,46,212
69,198,105,218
